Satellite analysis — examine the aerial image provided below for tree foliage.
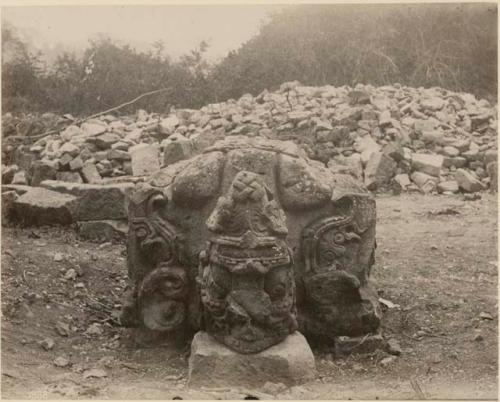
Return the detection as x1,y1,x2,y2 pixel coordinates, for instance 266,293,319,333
2,3,497,115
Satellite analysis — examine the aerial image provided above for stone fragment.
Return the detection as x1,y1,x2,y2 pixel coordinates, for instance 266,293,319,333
420,97,445,111
364,151,397,191
69,156,84,171
442,146,460,157
107,149,131,161
378,110,392,127
380,355,397,367
455,169,486,193
2,164,19,184
82,369,107,379
486,162,497,192
437,180,459,194
484,150,497,166
159,116,180,135
40,337,55,351
39,180,134,221
394,173,411,189
54,356,71,368
334,334,386,355
94,133,121,150
60,125,82,142
2,191,17,225
410,172,438,193
382,142,404,162
411,153,443,177
387,338,402,356
129,143,160,176
81,121,107,136
163,139,195,166
443,156,467,168
56,172,83,183
188,332,316,388
81,162,102,184
12,187,77,226
76,220,128,241
29,160,57,186
59,142,80,157
421,129,444,144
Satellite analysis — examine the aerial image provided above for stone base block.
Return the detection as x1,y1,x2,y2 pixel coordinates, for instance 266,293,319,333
334,333,386,356
188,331,316,388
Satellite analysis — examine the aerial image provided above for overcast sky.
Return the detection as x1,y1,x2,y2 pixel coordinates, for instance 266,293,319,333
2,5,283,62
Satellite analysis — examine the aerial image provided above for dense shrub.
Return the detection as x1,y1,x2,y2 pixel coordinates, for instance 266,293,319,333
2,3,497,116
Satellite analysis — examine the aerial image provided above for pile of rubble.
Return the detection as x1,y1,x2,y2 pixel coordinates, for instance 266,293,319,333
2,82,497,232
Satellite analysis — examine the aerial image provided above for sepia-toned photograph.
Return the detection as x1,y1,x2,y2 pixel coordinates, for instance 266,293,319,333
1,2,497,400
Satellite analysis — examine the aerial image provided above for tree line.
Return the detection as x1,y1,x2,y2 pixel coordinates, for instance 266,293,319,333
2,3,497,116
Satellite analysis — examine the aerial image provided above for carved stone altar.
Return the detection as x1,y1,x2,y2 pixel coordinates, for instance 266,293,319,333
122,136,381,356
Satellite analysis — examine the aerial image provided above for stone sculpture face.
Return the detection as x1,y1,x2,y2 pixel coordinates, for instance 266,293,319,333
122,137,380,352
199,171,297,353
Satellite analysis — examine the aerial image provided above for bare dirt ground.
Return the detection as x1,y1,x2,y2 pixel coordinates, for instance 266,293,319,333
1,193,498,400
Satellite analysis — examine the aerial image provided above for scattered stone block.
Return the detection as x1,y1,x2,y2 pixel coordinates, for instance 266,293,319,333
163,139,195,166
39,180,134,221
437,180,459,194
410,171,438,193
364,151,397,190
12,170,27,185
69,156,84,171
94,133,121,150
411,153,443,177
56,171,83,183
486,162,497,192
29,160,57,186
188,332,316,388
129,143,160,176
81,162,102,184
76,219,128,241
455,168,486,193
334,333,386,355
12,187,77,226
2,164,19,184
107,149,131,161
2,191,18,225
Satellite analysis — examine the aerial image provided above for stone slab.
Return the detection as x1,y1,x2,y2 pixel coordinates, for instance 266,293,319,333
334,333,387,356
76,219,128,241
39,180,134,221
188,331,316,389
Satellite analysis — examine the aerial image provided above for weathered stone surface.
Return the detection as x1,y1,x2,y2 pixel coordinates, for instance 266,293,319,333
278,154,332,210
188,332,316,388
421,129,444,144
94,133,121,150
29,160,57,186
2,164,19,184
125,137,379,350
394,173,411,189
484,150,497,166
2,191,18,225
56,171,83,183
455,169,486,193
411,153,443,177
76,219,128,241
443,156,467,168
487,162,497,192
129,143,160,176
442,146,460,157
411,171,438,193
39,180,134,220
437,180,459,193
69,156,84,171
171,152,224,206
364,151,397,190
12,170,28,185
163,139,194,166
81,162,102,184
12,187,77,226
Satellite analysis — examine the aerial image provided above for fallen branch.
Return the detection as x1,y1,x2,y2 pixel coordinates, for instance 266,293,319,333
8,87,172,142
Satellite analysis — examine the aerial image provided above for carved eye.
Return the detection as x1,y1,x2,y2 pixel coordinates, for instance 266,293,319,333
334,233,345,244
